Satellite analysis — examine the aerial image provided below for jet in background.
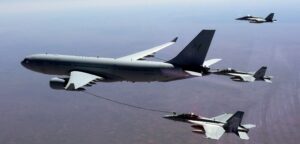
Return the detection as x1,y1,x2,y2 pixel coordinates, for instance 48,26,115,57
164,111,255,140
212,66,273,83
236,13,277,23
21,30,222,91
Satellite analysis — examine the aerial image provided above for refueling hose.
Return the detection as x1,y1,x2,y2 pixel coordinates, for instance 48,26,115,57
83,91,174,114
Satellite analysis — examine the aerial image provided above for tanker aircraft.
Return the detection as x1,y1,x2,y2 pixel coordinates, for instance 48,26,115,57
21,30,268,91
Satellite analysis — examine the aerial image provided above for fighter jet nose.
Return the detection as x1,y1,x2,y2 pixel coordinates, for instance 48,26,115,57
21,59,25,66
163,115,176,120
21,58,30,68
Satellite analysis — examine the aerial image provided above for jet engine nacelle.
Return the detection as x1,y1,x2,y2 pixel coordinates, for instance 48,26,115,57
192,129,205,134
230,76,243,82
191,125,205,130
49,77,85,91
49,77,68,90
191,125,205,134
249,20,264,23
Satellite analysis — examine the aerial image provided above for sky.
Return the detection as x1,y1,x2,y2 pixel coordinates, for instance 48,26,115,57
0,0,299,144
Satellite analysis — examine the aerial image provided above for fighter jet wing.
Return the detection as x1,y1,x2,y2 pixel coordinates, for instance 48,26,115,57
65,71,103,90
202,124,225,140
249,19,265,23
117,37,177,61
228,73,256,82
189,121,225,140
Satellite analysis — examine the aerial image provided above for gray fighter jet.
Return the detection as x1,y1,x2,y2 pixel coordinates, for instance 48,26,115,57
212,66,273,83
164,111,255,140
21,30,223,91
236,13,276,23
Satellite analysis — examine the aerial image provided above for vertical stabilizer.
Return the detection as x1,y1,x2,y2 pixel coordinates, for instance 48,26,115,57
168,30,215,66
223,111,244,133
254,66,267,79
265,13,274,21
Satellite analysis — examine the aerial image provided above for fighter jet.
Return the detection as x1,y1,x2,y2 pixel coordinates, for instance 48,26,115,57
21,30,224,91
213,66,273,83
236,13,276,23
164,111,256,140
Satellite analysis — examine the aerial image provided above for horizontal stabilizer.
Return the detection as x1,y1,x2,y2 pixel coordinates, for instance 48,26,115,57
264,79,272,83
203,124,225,140
242,124,256,129
185,70,202,77
203,58,222,67
238,132,249,140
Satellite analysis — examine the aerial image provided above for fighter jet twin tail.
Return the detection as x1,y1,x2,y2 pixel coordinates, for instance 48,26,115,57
164,111,256,140
21,30,272,91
